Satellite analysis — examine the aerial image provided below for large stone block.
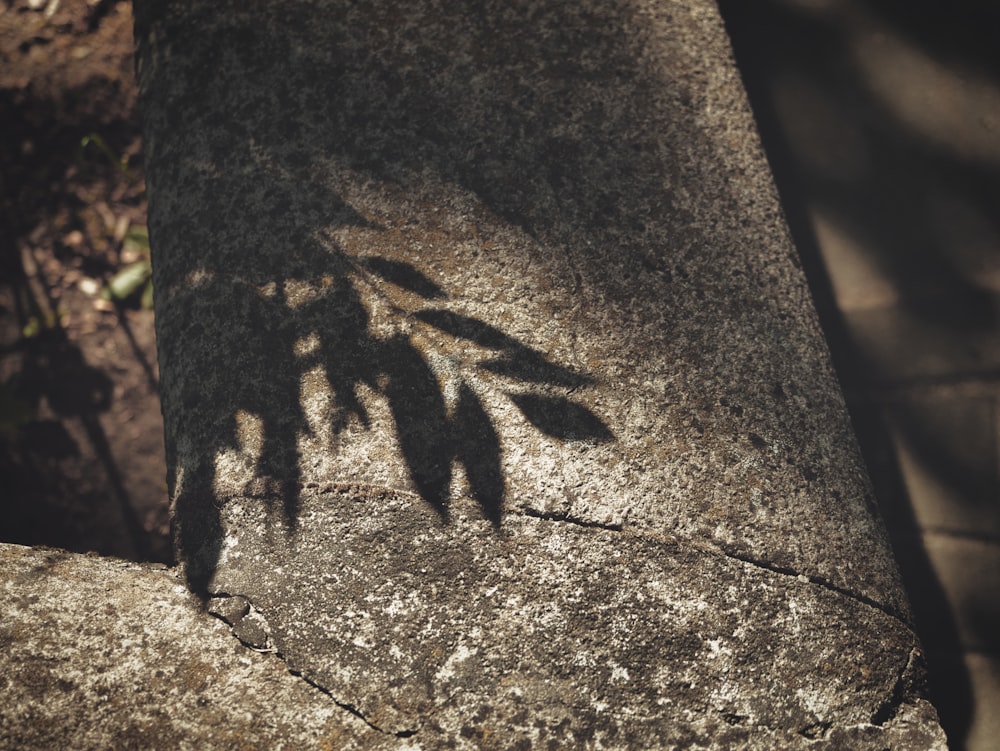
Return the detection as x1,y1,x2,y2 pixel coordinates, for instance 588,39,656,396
123,0,949,745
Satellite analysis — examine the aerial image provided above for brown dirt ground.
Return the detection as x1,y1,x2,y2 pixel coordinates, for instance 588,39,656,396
0,0,170,563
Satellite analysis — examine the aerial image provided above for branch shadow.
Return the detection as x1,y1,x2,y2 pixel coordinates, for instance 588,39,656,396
136,0,694,594
0,321,157,561
162,219,613,593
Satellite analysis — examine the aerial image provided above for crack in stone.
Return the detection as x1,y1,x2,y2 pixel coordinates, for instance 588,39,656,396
521,506,623,531
797,720,832,739
711,543,912,626
297,482,911,637
207,592,419,738
870,647,921,727
513,508,913,628
297,672,419,739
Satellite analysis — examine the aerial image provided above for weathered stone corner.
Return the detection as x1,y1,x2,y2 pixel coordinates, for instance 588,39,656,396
0,541,947,749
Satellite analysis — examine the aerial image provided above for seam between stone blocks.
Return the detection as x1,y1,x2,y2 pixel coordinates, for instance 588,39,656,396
208,589,417,738
231,482,913,630
709,543,913,626
516,506,913,627
240,483,915,627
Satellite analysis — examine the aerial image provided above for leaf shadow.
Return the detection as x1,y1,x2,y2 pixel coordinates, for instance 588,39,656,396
312,252,614,525
189,244,615,546
381,333,454,516
454,381,504,527
357,255,447,300
507,392,614,443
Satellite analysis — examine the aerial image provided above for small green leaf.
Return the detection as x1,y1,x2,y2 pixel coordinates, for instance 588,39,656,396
20,308,64,338
21,317,42,339
124,225,150,253
80,132,133,179
141,279,155,310
105,260,153,300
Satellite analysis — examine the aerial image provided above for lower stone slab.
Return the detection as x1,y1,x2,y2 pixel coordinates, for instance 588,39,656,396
1,532,947,749
205,484,947,749
0,544,385,751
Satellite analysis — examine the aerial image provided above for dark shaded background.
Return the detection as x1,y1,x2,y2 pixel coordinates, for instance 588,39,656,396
0,0,168,562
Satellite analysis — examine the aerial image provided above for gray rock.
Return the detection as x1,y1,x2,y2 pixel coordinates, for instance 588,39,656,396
0,544,385,751
0,543,945,749
213,486,946,747
126,0,949,746
136,0,907,610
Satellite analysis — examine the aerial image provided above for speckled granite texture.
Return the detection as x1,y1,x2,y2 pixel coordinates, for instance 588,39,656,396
128,0,947,746
0,539,945,750
0,544,387,751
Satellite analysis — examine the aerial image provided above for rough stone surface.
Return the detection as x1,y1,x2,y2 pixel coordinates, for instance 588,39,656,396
212,485,946,748
128,0,948,746
137,0,903,609
0,543,385,751
0,541,945,749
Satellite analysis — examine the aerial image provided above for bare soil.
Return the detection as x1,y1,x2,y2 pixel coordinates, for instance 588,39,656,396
0,0,170,562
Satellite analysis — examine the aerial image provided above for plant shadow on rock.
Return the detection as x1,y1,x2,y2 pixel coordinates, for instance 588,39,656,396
139,0,683,594
166,227,613,594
